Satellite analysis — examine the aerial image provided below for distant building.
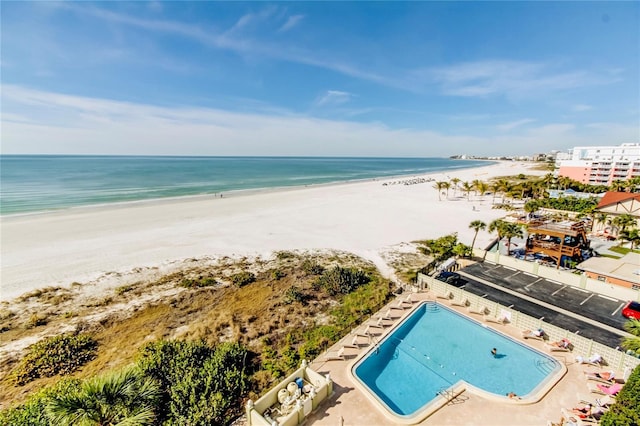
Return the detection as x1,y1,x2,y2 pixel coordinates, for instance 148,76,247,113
577,252,640,290
556,143,640,185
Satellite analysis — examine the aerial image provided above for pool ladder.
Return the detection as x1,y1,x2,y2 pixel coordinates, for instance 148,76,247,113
426,302,439,312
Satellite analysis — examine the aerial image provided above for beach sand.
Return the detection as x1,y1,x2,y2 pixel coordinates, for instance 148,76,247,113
1,161,544,302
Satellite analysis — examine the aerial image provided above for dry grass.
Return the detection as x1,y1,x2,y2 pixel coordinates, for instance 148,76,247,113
0,250,375,409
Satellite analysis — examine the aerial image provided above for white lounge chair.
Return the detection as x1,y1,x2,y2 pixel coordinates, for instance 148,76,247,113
522,329,545,340
468,304,488,315
324,347,345,361
583,370,617,384
436,290,453,300
450,297,469,307
576,354,604,367
391,300,407,310
484,314,508,324
402,293,415,304
342,335,361,349
545,339,572,352
378,308,394,320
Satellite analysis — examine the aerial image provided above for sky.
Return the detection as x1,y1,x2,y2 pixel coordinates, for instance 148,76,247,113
1,1,639,157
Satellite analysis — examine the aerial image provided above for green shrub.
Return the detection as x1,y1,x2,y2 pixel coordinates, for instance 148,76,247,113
137,340,250,425
11,333,97,386
275,251,296,260
271,269,285,280
0,378,81,426
302,259,325,276
284,286,306,304
230,271,255,287
179,277,218,288
600,365,640,426
315,266,370,296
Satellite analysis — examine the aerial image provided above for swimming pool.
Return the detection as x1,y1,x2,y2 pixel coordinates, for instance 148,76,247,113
351,302,565,423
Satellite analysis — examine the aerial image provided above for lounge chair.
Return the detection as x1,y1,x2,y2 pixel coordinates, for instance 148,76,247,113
378,308,394,320
522,329,545,340
370,317,387,328
391,299,408,310
450,297,469,307
587,382,623,396
436,290,453,300
324,347,345,361
402,293,415,304
583,370,616,384
576,354,604,367
468,304,488,315
342,335,361,349
560,408,603,426
484,314,508,324
546,339,572,352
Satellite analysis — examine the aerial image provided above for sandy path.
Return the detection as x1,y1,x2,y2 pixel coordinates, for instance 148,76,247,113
1,161,543,302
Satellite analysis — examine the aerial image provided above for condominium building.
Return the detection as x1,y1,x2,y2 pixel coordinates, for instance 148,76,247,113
556,143,640,185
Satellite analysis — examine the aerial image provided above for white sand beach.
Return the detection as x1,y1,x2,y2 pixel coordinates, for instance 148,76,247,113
1,161,543,302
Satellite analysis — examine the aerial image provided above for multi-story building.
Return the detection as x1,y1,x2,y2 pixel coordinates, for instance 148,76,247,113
556,143,640,185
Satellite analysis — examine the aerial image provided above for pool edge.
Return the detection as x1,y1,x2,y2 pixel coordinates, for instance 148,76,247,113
347,300,568,425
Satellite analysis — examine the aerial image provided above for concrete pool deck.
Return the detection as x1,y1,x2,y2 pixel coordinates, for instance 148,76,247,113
307,291,614,425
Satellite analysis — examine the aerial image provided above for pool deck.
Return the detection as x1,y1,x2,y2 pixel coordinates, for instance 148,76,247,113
307,291,611,425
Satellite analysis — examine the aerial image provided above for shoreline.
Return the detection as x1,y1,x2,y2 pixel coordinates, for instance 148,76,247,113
1,159,497,219
1,160,541,302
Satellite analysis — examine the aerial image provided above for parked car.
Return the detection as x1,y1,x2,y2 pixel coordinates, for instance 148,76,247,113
435,271,461,284
622,301,640,320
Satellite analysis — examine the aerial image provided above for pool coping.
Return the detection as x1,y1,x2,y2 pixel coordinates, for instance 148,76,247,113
346,300,568,425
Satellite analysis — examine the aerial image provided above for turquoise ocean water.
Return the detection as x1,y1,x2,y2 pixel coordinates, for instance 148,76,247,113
0,156,490,215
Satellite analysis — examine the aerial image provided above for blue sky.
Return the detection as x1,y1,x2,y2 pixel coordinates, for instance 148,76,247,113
2,1,638,157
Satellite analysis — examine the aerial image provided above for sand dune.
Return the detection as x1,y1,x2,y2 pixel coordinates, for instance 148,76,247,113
1,161,543,302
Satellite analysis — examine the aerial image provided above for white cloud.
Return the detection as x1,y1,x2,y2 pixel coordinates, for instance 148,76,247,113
3,85,638,157
314,90,354,107
429,60,615,99
496,118,536,132
278,14,304,32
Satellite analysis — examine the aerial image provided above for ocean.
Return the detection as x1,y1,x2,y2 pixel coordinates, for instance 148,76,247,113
0,156,491,215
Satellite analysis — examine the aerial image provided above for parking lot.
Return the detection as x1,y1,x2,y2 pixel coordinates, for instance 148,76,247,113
448,262,630,349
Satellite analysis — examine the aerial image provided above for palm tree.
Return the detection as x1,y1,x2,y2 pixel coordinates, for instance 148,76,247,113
476,181,489,201
471,179,482,197
488,219,507,253
612,214,637,240
450,177,460,197
610,180,626,192
433,181,446,201
461,181,473,201
619,228,640,249
46,367,160,426
490,182,501,205
469,220,486,255
621,319,640,356
502,223,524,255
442,181,451,199
594,212,609,234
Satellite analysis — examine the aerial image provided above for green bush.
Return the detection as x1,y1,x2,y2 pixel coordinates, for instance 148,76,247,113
284,286,306,304
180,277,218,288
136,340,250,425
0,378,81,426
600,365,640,426
301,259,325,276
11,333,97,385
271,269,285,280
230,271,256,287
315,266,370,296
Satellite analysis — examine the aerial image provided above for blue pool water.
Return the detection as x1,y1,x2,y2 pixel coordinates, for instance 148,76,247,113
353,303,561,416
